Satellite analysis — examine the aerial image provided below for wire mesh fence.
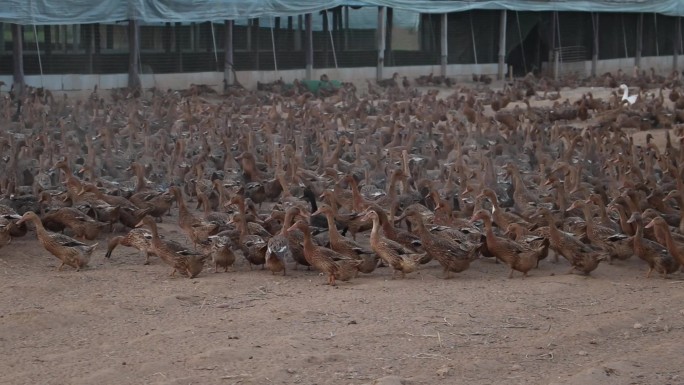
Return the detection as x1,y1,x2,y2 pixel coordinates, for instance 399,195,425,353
0,10,683,78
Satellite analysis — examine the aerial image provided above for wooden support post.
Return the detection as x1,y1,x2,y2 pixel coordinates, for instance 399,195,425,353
498,10,507,80
224,20,234,84
274,17,281,49
550,12,557,66
11,24,24,94
44,25,52,72
128,19,141,89
62,25,68,53
336,8,343,55
377,6,386,82
45,26,52,56
175,22,183,72
254,19,260,71
94,24,101,54
93,24,101,74
204,22,212,53
0,23,4,54
440,13,448,78
344,6,349,51
636,13,643,68
592,13,599,77
295,15,302,51
386,7,393,67
190,23,197,52
287,16,293,50
86,24,94,74
106,25,113,50
675,17,681,71
305,13,313,80
72,25,79,52
163,23,171,53
323,10,329,68
246,20,252,52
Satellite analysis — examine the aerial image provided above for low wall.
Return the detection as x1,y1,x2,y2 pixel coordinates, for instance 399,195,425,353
589,55,682,74
0,63,498,92
541,55,683,77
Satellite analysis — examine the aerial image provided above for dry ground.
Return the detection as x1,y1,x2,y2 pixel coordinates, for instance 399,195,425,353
1,84,684,385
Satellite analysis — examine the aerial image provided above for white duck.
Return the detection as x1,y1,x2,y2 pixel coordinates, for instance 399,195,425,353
619,84,638,105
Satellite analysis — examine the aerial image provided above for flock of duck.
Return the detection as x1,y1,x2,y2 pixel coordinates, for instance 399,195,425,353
2,67,684,285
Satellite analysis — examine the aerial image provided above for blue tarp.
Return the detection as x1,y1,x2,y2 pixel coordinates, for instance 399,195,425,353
1,0,683,25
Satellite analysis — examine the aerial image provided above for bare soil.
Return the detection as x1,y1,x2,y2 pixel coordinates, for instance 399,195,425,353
1,85,684,385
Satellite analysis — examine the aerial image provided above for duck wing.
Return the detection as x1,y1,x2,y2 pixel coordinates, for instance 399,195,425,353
51,233,89,248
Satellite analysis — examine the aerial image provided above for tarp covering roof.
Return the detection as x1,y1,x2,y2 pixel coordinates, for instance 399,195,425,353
1,0,683,25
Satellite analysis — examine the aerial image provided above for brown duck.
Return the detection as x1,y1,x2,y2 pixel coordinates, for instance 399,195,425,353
17,211,98,271
399,208,480,278
535,208,606,275
314,204,377,274
472,210,548,278
286,220,362,286
628,212,679,278
136,216,209,278
363,209,423,278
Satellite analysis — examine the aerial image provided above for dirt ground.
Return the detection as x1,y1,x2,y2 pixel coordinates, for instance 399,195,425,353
2,84,684,385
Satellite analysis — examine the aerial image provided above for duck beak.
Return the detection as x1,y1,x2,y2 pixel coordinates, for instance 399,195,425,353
566,201,579,211
644,220,656,229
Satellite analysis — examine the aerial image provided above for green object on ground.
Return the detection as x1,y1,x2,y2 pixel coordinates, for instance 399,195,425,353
301,80,342,94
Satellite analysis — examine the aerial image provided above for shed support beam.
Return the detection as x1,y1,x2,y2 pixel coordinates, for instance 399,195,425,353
550,12,556,64
440,13,448,78
128,19,141,89
0,23,5,54
254,19,260,71
224,20,234,84
675,17,681,72
591,13,598,77
635,13,643,68
86,24,94,74
72,25,79,52
295,15,302,51
175,22,183,72
305,13,313,80
377,6,386,82
11,24,24,95
498,10,507,80
344,6,349,50
386,7,393,67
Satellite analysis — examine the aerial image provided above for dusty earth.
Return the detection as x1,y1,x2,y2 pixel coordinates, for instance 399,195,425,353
2,84,684,385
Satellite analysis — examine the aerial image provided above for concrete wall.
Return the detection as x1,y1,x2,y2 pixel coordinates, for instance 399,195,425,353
588,55,683,75
0,63,498,92
12,55,680,91
541,55,683,77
